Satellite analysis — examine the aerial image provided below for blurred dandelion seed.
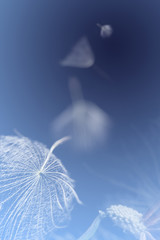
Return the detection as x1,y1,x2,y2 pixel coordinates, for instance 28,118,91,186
97,24,113,38
106,204,160,240
60,36,111,80
0,135,81,240
52,77,111,150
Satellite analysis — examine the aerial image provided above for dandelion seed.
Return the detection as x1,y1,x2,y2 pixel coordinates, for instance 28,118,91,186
106,204,160,240
0,135,81,240
52,77,111,150
97,24,113,38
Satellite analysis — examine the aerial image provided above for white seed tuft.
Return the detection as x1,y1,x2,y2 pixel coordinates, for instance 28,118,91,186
106,205,146,237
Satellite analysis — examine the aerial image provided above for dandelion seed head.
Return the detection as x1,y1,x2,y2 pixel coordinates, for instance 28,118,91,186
106,205,147,238
0,135,81,240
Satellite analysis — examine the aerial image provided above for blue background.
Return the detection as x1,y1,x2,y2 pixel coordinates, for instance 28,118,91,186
1,0,160,239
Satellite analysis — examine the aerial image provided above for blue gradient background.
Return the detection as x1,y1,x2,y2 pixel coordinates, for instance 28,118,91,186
1,0,160,239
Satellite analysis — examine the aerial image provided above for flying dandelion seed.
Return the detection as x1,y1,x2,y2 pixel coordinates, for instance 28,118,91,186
97,24,113,38
0,135,81,240
60,36,111,80
106,204,160,240
52,77,111,150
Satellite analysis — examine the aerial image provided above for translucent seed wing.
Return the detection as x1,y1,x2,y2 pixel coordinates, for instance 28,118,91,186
60,37,95,68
